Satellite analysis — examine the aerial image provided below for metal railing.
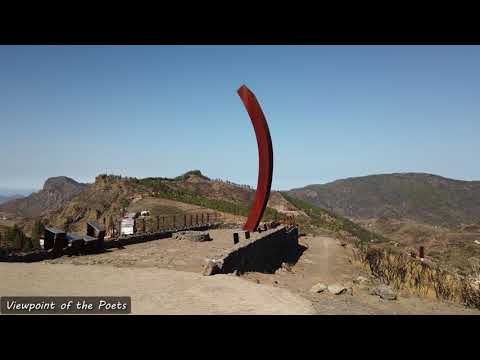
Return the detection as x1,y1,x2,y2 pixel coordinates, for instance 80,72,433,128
105,210,225,238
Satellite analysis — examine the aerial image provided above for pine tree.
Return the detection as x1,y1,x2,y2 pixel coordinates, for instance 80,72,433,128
23,238,34,252
11,225,25,250
31,220,44,250
6,226,14,245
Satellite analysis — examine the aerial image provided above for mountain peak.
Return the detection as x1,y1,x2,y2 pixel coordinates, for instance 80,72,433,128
0,176,89,218
175,170,210,182
43,176,85,192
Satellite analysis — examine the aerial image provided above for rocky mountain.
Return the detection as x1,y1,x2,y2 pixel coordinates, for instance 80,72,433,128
39,170,380,245
5,169,480,276
0,177,89,218
0,171,388,270
287,173,480,228
45,171,275,232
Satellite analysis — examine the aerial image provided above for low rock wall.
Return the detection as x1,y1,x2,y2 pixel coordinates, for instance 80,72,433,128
203,225,301,275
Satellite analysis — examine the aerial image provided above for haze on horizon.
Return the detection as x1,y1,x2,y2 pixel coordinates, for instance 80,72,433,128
1,45,480,192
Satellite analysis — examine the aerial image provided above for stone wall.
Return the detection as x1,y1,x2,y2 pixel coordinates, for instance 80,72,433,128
203,225,302,276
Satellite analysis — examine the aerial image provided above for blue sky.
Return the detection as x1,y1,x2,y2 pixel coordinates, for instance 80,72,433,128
1,45,480,193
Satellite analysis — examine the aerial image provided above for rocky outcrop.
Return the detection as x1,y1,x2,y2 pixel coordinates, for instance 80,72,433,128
0,177,88,218
327,284,348,295
370,285,398,300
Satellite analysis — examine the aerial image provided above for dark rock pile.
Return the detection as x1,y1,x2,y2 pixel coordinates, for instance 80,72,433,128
173,231,212,242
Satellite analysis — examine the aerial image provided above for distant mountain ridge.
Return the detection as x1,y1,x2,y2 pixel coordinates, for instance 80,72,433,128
287,173,480,228
0,176,89,218
0,194,24,204
4,172,480,229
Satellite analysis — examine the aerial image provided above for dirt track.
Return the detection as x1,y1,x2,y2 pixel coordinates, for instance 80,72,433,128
242,235,480,314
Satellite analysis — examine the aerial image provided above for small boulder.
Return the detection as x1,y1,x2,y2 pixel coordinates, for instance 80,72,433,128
370,285,397,300
301,258,315,264
328,284,348,295
175,231,212,242
310,283,328,293
276,262,293,274
354,276,369,285
203,259,223,276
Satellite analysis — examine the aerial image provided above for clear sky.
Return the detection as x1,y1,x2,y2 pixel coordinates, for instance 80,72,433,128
1,45,480,193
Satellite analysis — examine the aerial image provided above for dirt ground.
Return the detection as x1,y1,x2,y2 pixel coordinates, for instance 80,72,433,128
241,235,479,315
44,228,275,274
1,230,479,315
127,197,246,226
0,263,315,315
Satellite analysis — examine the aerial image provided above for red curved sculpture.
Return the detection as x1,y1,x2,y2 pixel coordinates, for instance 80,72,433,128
237,85,273,232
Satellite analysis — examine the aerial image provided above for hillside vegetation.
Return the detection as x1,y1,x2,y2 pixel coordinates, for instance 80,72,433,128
1,170,392,246
281,192,388,244
288,173,480,228
136,176,280,220
41,172,281,233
